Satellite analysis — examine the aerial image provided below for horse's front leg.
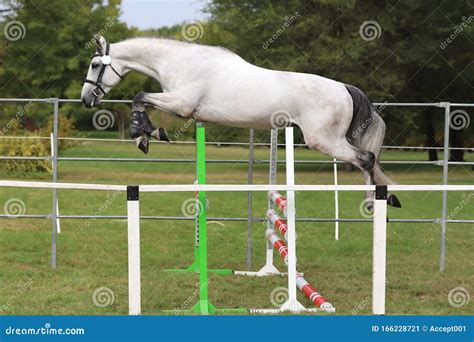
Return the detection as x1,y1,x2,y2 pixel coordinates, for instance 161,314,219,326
130,91,195,154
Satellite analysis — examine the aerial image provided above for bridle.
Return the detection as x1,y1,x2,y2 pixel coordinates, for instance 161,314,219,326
84,42,123,97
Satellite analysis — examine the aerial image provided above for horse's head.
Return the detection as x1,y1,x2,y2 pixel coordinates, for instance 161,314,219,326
81,36,124,108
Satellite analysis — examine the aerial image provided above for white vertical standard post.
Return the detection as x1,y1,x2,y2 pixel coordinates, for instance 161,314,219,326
333,158,339,240
280,127,304,312
372,185,387,315
127,185,141,315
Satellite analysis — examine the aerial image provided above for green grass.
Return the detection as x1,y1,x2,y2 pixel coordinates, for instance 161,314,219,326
0,139,472,315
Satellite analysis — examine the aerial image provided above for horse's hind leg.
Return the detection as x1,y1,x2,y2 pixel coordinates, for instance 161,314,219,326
305,135,376,211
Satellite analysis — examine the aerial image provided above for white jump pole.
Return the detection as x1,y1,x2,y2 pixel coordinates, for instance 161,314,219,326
372,185,387,315
127,185,141,315
280,127,304,312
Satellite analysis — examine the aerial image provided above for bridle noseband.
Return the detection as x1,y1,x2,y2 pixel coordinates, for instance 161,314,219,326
84,42,123,97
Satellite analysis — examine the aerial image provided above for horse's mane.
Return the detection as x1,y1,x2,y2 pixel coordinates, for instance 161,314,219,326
118,37,235,55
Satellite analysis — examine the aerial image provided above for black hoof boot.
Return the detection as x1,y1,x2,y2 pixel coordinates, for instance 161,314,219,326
129,110,156,138
129,111,144,139
388,194,402,208
138,111,156,136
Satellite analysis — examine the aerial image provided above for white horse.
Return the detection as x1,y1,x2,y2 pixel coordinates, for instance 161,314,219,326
81,36,400,210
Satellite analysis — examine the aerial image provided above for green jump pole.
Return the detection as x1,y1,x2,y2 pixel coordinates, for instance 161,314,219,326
192,123,214,313
164,123,232,276
190,123,247,315
166,123,246,314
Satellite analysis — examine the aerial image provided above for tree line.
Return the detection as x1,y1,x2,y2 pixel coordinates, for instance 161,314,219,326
0,0,472,160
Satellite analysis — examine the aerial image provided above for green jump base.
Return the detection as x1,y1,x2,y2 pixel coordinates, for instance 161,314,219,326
164,300,248,315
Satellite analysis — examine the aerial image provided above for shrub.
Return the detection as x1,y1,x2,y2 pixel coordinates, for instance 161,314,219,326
0,115,77,175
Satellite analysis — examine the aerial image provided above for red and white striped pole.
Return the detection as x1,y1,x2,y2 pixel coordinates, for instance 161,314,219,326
264,229,334,311
296,274,334,311
267,209,295,240
268,191,287,217
265,229,288,265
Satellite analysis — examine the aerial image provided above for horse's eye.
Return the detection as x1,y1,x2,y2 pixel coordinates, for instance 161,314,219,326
91,63,99,69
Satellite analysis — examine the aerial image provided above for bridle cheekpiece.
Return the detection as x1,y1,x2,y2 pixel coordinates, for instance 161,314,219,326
84,42,123,97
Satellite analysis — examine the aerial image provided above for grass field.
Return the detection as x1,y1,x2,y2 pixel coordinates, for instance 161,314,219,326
0,136,473,315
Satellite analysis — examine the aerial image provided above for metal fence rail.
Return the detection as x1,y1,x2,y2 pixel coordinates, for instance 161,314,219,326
1,135,473,151
1,155,473,165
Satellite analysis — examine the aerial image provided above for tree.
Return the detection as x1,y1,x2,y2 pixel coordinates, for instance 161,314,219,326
0,0,150,134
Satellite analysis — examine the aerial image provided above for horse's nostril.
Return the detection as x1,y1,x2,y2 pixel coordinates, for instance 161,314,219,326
81,98,86,104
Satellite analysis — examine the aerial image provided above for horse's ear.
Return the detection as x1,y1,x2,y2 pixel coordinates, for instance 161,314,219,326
94,35,107,55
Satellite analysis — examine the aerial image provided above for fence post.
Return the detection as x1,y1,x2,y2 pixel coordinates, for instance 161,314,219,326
51,98,59,268
127,185,141,315
372,185,387,315
440,102,450,272
246,129,254,271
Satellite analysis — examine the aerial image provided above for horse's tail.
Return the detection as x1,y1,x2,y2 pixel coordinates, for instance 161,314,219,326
344,84,394,186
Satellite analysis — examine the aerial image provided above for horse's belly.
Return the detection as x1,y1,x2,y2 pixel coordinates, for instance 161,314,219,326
194,76,294,129
194,103,274,129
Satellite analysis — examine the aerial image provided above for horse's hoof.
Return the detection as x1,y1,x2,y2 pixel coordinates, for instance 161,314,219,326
365,200,374,213
151,127,170,142
134,136,149,154
388,194,402,208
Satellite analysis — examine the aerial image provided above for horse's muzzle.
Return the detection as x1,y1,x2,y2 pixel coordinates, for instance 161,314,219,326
82,96,100,108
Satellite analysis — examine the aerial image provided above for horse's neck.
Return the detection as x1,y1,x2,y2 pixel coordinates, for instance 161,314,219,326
112,38,189,89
